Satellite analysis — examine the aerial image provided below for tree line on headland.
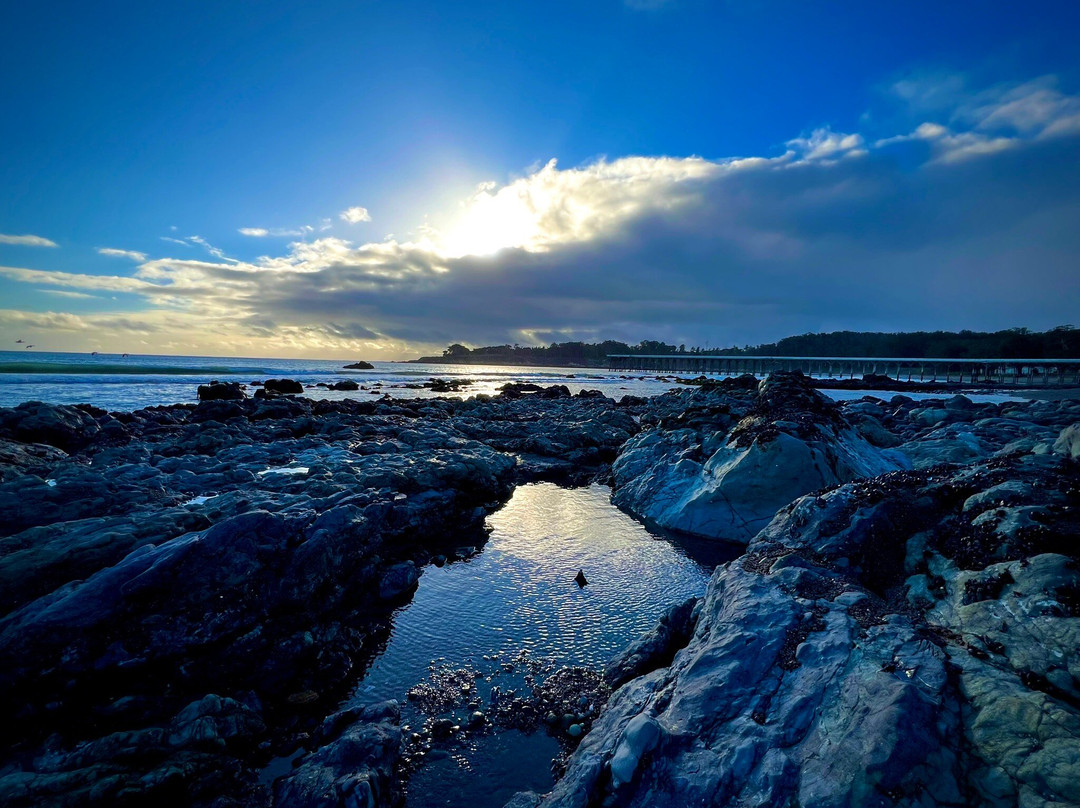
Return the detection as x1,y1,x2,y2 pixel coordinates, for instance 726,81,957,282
412,326,1080,367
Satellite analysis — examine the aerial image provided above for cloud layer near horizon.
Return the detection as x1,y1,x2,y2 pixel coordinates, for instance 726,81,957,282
2,75,1079,358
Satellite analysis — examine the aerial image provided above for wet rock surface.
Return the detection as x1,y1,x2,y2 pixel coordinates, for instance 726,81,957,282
0,387,636,807
527,388,1080,808
1,377,1078,808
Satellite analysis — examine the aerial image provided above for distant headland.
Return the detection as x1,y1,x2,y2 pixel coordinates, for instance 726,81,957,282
411,326,1080,367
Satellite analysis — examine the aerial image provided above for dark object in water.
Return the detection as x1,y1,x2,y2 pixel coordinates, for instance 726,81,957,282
263,378,304,394
575,569,588,588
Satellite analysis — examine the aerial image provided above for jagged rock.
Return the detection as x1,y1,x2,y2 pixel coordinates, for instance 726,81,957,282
0,401,101,452
612,372,907,542
343,361,374,370
539,451,1080,808
539,559,958,807
1053,422,1080,458
275,701,402,808
0,438,67,482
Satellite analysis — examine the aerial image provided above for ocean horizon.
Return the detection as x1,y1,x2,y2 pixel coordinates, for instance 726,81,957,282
0,349,657,410
0,349,1026,411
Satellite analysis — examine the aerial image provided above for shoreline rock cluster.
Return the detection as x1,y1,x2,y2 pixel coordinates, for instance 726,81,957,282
0,372,1077,807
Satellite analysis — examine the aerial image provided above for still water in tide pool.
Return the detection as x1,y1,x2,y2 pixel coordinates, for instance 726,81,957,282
347,482,742,808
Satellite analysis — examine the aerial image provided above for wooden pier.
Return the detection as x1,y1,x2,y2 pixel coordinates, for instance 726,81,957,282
606,354,1080,386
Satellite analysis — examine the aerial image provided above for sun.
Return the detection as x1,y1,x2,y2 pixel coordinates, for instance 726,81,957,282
440,185,539,258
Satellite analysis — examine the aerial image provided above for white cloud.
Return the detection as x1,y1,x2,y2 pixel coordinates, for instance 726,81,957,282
187,235,237,262
239,225,315,237
97,247,148,261
969,79,1080,137
38,289,97,299
0,265,157,294
340,206,372,224
890,74,1080,148
786,129,867,162
0,234,58,247
875,121,950,147
931,132,1017,164
876,121,1017,163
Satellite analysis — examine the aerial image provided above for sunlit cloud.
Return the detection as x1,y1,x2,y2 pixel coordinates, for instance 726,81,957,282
0,265,158,293
38,289,97,299
340,206,372,224
0,234,58,248
187,235,237,262
786,129,867,162
97,247,148,261
439,156,719,257
239,225,316,237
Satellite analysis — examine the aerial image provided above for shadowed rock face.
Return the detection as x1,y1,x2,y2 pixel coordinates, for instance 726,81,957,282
0,401,103,453
612,372,909,543
198,380,247,400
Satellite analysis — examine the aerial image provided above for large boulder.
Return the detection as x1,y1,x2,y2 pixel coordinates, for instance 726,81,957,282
328,379,360,391
613,373,907,543
197,381,246,401
263,378,305,395
0,401,101,453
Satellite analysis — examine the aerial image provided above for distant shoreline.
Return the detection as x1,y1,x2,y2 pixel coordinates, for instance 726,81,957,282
408,356,607,368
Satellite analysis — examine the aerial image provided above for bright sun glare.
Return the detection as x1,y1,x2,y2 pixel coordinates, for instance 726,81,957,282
440,187,539,258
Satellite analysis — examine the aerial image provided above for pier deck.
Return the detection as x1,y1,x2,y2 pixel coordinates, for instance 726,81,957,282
606,354,1080,385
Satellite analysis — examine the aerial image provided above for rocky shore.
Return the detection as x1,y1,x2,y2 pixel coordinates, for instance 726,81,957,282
0,373,1077,807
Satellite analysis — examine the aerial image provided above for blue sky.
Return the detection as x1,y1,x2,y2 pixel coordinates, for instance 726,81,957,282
2,1,1079,358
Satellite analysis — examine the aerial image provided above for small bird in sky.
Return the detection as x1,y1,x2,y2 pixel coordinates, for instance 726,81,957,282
25,345,34,349
15,339,24,343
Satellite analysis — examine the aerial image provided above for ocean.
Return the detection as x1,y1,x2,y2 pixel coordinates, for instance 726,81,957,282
0,350,1022,411
0,350,684,410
